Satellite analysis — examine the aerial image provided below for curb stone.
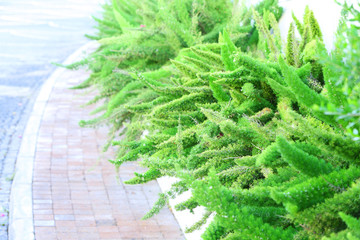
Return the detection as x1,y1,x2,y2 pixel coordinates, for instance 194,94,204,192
8,41,98,240
157,177,213,240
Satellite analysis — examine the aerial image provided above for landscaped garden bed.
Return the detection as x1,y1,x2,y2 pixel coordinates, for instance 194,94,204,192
65,0,360,239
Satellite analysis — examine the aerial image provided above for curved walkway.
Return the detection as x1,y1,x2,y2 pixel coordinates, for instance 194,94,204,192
10,44,184,240
0,0,104,237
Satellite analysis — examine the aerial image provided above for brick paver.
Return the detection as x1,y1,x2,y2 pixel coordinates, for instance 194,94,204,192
32,68,184,240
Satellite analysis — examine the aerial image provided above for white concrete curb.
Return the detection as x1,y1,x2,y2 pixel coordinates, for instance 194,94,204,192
157,177,213,240
8,41,98,240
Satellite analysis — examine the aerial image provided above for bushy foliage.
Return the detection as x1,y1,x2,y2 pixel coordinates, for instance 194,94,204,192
67,0,283,153
316,3,360,141
70,1,360,239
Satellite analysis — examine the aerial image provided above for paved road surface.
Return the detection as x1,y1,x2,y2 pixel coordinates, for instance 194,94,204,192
0,0,103,237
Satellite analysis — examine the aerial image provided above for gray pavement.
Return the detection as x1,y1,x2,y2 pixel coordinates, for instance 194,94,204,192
0,1,103,238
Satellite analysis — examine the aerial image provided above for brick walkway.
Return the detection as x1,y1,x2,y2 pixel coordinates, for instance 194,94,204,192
31,68,184,239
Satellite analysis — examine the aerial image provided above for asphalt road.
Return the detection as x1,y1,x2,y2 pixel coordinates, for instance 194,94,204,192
0,0,103,238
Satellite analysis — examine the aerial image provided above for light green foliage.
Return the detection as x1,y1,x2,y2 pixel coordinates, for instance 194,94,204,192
229,90,246,105
141,180,187,220
190,47,224,67
201,216,227,240
316,3,360,141
308,10,323,40
252,9,281,61
124,168,161,184
279,56,336,125
112,0,134,31
295,181,360,238
190,169,296,239
292,11,303,36
220,30,236,71
276,136,334,177
256,142,281,168
303,39,326,84
171,59,199,78
288,6,325,85
285,22,300,67
271,167,360,214
69,1,360,239
209,80,230,103
68,0,263,163
105,81,143,117
233,52,284,84
185,210,212,233
324,213,360,240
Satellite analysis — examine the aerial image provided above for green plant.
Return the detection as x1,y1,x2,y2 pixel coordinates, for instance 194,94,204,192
123,6,360,239
67,0,283,156
70,1,360,239
316,2,360,141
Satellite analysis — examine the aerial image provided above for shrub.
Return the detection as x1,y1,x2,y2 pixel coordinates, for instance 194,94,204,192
70,0,360,239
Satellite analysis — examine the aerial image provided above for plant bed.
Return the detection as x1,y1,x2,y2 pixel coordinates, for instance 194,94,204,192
67,0,360,239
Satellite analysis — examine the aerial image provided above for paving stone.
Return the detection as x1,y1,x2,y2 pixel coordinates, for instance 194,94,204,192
34,220,55,227
30,66,184,239
54,215,75,221
95,219,116,227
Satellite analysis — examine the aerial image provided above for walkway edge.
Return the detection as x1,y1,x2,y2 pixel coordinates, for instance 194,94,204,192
157,177,212,240
8,41,98,240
